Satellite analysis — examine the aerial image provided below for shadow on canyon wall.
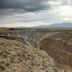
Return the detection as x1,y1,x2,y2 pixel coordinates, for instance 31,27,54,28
39,32,72,70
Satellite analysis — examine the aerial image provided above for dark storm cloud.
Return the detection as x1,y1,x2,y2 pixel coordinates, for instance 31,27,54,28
0,0,72,26
0,9,26,16
0,0,49,12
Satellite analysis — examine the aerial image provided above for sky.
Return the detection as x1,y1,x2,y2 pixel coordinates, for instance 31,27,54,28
0,0,72,27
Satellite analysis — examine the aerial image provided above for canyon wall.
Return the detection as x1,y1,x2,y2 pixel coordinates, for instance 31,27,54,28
39,32,72,68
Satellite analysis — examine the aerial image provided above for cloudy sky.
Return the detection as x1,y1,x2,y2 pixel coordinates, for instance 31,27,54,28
0,0,72,27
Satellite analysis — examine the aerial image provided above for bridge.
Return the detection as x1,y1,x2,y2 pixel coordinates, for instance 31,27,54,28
0,30,59,42
0,29,60,48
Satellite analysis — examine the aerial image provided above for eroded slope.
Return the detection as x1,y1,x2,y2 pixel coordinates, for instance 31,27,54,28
0,37,63,72
40,32,72,70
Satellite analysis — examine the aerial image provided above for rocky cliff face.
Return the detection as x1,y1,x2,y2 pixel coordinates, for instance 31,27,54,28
39,32,72,71
0,36,66,72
